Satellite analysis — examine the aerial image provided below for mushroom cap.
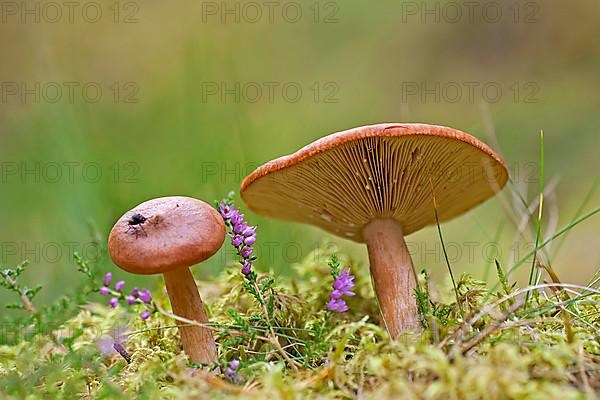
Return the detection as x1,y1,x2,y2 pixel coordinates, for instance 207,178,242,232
241,123,508,242
108,196,226,274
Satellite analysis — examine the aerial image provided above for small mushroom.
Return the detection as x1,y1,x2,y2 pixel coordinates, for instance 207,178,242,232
108,196,225,363
240,123,508,337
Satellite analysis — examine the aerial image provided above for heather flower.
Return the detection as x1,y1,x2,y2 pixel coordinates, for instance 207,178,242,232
230,212,244,226
114,280,125,292
97,325,131,364
243,226,256,237
241,262,252,276
234,221,248,234
331,268,355,298
224,359,243,383
103,272,112,286
219,203,235,219
327,298,349,313
218,198,257,277
109,297,119,309
231,235,244,247
138,289,152,303
98,273,153,320
327,267,355,313
241,247,254,259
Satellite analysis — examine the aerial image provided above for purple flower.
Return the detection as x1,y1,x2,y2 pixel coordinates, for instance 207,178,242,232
241,247,253,259
113,342,131,364
233,221,248,234
230,212,244,226
224,367,235,379
109,297,119,309
224,359,243,383
115,280,125,292
231,235,244,248
126,295,136,305
103,272,112,286
219,203,235,219
218,197,258,277
99,286,110,296
332,269,355,297
327,268,355,313
138,289,152,304
327,298,349,313
241,262,252,275
131,288,139,298
97,325,130,363
140,310,151,320
243,226,256,237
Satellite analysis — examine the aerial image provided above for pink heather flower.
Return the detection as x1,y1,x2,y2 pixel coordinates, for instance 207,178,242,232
218,197,258,277
327,268,355,313
103,272,112,286
126,295,136,305
109,297,119,308
230,212,244,226
140,310,151,320
99,286,110,296
241,247,253,259
115,280,125,292
327,298,349,313
332,269,355,298
219,203,235,219
243,226,256,237
241,262,252,275
224,359,243,383
231,235,244,248
97,325,131,364
233,221,248,234
138,289,152,304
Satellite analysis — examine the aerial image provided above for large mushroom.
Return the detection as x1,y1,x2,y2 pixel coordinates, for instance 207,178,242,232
108,196,225,363
240,123,508,337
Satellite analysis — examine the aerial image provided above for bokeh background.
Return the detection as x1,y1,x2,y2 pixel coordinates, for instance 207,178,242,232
1,0,599,310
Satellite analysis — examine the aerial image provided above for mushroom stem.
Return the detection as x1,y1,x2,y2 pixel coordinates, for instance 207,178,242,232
163,268,218,364
363,219,419,337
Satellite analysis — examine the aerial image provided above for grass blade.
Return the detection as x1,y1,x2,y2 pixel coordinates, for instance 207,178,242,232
430,180,463,316
525,131,544,306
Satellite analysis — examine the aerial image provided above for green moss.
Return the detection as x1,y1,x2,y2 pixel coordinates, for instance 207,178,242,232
1,246,599,399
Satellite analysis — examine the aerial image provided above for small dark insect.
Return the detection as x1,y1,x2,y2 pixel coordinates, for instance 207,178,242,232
126,213,148,238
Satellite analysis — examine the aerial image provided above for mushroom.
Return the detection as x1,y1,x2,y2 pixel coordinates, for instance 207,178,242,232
240,123,508,337
108,196,225,363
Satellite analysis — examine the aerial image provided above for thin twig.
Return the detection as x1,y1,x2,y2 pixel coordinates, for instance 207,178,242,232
460,299,525,354
251,280,301,370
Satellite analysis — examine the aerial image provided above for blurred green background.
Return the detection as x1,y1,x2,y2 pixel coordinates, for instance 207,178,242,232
1,0,599,309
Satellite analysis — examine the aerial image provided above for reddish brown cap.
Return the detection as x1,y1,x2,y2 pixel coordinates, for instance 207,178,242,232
241,123,508,242
108,196,226,274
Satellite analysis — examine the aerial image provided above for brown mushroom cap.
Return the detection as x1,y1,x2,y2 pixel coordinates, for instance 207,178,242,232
108,196,225,274
241,123,508,242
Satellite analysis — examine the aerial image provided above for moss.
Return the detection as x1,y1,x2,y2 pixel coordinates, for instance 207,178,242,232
1,246,599,399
